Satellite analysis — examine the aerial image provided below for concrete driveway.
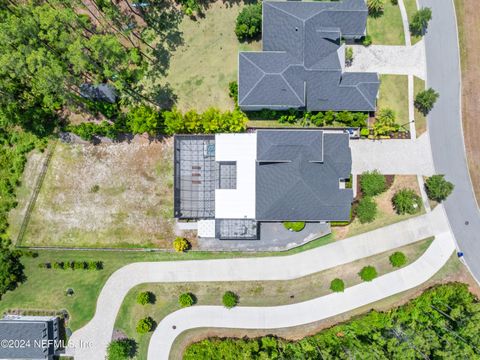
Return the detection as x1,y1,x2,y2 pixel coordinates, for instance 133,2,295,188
346,42,426,79
420,0,480,282
350,134,435,175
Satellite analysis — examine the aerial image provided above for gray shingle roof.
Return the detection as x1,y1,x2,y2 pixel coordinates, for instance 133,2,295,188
80,83,118,103
239,0,380,112
255,130,353,221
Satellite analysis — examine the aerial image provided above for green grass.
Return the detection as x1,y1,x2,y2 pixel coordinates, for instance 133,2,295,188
115,237,433,359
0,234,333,331
147,2,261,112
367,2,405,45
377,75,409,128
403,0,422,45
414,76,427,137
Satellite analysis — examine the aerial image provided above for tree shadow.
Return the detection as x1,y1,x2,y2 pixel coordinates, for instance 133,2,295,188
149,83,178,110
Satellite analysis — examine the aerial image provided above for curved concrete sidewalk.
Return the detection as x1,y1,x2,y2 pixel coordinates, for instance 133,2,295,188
149,232,455,359
67,206,450,359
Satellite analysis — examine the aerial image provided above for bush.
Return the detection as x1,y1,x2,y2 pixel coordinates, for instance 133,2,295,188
222,291,239,308
345,47,353,66
136,316,155,334
360,170,386,196
283,221,306,232
389,251,407,268
414,88,439,116
392,189,422,215
107,338,137,360
425,175,454,202
179,292,196,307
235,3,262,41
373,108,399,137
330,278,345,292
410,8,432,36
73,261,86,270
360,128,370,137
356,197,377,224
137,291,154,305
173,237,190,252
359,266,378,281
362,35,373,46
367,0,385,15
229,81,238,103
126,105,162,135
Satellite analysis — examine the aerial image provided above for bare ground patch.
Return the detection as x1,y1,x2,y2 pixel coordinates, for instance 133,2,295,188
22,139,175,248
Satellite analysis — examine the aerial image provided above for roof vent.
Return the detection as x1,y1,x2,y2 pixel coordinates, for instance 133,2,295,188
295,27,299,32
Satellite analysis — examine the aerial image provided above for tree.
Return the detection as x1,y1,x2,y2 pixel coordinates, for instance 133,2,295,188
373,108,399,137
392,188,422,215
389,251,407,267
107,338,137,360
136,316,155,334
360,170,387,196
137,291,154,305
359,266,377,281
356,197,377,224
222,291,239,308
367,0,385,15
235,3,262,41
0,247,25,298
126,105,161,135
425,175,454,202
414,88,439,115
330,278,345,292
410,8,432,36
173,237,190,252
179,292,196,307
229,81,238,103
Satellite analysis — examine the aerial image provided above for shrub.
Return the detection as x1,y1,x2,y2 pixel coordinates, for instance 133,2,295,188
137,291,154,305
229,81,238,103
173,237,190,252
373,108,399,137
107,338,137,360
283,221,306,232
392,189,422,215
74,261,86,270
179,0,200,16
136,316,155,334
345,47,353,66
360,128,370,137
53,261,65,270
389,251,407,268
367,0,385,15
356,197,377,224
425,175,454,202
362,35,373,46
222,291,239,308
414,88,439,116
330,278,345,292
410,8,432,36
235,3,262,41
360,170,386,196
126,105,161,135
359,266,378,281
179,292,196,307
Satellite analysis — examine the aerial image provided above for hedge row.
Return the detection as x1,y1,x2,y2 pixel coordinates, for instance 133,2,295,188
38,261,103,270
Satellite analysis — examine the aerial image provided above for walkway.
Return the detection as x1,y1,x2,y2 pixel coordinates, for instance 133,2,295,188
420,0,480,282
148,232,455,359
346,42,426,80
66,206,450,359
350,134,435,175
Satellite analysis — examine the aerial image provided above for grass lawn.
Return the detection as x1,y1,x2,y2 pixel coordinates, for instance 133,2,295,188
333,176,425,240
414,76,427,137
19,140,175,248
403,0,422,45
376,75,409,129
148,1,261,112
367,2,405,45
115,238,433,359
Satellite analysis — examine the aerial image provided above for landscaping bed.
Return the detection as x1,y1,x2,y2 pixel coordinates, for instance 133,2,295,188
19,139,176,248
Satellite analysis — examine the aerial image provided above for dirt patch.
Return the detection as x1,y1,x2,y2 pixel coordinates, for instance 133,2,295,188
455,0,480,202
171,257,480,359
22,139,176,248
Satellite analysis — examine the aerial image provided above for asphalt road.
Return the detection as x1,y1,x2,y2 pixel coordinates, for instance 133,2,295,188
420,0,480,281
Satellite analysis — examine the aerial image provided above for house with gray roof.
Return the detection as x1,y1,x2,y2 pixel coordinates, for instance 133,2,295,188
174,129,352,240
238,0,380,112
0,316,60,360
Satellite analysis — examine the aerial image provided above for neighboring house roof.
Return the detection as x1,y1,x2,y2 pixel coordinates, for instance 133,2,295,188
255,130,353,221
80,83,118,103
0,317,59,359
238,0,380,111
